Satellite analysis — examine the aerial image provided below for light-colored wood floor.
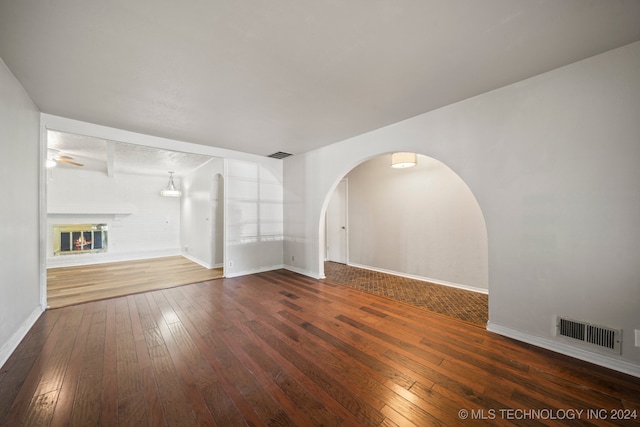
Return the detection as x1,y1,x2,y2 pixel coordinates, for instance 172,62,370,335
47,256,223,308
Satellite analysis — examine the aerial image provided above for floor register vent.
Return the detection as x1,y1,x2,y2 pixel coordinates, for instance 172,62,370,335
556,316,621,354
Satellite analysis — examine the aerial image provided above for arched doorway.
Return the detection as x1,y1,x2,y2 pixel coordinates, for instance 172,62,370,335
321,153,488,293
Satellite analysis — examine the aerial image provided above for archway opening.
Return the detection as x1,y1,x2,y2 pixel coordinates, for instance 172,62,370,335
320,152,488,294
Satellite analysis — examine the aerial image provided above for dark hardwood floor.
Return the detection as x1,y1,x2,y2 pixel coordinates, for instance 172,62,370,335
1,269,639,426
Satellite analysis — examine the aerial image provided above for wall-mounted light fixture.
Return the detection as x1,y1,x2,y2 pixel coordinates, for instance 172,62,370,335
160,171,182,197
391,152,417,168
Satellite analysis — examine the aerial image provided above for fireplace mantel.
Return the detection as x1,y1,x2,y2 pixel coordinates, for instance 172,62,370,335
48,204,137,216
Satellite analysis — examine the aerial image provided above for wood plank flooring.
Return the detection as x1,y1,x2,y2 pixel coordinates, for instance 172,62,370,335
3,269,639,426
47,256,223,308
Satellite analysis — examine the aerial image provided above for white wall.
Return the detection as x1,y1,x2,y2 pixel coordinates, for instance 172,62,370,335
181,158,224,268
345,154,488,291
47,168,182,267
0,58,42,367
225,159,284,277
283,42,640,375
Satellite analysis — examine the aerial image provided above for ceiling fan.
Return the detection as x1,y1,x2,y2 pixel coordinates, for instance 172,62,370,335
47,148,84,167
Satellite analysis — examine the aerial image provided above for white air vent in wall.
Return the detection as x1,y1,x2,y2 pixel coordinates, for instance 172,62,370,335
555,316,622,354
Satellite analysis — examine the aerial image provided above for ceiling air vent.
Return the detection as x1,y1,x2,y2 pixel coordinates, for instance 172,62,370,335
555,316,621,354
267,151,293,159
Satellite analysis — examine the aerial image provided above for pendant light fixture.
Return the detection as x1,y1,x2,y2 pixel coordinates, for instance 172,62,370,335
160,171,182,197
391,152,417,168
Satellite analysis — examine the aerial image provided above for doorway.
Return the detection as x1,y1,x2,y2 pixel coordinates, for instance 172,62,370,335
321,153,489,326
44,129,223,306
325,179,348,264
321,153,488,292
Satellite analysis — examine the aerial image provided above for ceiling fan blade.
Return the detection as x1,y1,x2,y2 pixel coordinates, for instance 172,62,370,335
57,155,74,160
58,159,84,166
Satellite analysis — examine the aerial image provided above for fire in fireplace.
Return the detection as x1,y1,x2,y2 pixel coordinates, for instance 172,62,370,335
53,224,108,255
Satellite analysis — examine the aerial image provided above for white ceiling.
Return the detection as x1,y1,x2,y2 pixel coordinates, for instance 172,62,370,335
2,1,640,157
47,130,213,176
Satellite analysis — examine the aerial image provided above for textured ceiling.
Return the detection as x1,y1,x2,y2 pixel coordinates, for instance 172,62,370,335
47,130,213,176
2,1,640,157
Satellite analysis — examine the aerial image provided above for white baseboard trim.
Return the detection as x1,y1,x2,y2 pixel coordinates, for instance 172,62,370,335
487,322,640,378
182,253,216,269
0,306,44,369
283,264,322,279
347,262,488,294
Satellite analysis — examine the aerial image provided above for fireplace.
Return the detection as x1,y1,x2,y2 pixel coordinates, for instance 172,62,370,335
53,224,108,255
